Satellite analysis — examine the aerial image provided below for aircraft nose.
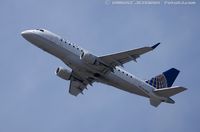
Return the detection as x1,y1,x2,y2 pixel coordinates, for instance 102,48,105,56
21,30,33,39
21,29,46,47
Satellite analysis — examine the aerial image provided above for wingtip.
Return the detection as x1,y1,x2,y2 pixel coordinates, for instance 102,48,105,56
182,87,188,91
151,42,161,49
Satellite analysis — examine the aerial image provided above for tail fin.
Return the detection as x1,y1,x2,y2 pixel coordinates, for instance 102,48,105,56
150,98,162,107
146,68,180,89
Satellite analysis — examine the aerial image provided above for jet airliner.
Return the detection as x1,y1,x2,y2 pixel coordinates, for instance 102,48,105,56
21,29,187,107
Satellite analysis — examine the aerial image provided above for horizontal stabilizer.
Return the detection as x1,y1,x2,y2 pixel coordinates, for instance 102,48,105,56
154,86,187,97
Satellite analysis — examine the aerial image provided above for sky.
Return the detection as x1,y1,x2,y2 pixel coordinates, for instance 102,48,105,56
0,0,199,132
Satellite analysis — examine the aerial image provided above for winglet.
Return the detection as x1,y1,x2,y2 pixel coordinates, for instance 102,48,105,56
151,42,161,49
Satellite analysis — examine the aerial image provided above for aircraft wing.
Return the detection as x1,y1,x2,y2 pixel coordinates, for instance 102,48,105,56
68,70,96,96
69,78,88,96
99,43,160,67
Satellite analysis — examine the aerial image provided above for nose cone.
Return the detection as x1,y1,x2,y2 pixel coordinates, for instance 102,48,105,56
21,29,46,47
21,30,39,44
21,30,33,39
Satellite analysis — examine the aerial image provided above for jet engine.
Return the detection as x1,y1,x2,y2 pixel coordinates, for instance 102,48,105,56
55,67,72,80
80,52,98,65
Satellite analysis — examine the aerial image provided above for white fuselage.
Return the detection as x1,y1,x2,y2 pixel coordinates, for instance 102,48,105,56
21,29,167,100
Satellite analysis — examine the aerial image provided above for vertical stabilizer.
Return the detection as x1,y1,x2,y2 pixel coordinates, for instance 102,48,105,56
146,68,180,89
150,98,162,107
163,68,180,87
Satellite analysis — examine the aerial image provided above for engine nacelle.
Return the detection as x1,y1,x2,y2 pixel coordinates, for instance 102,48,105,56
80,52,97,65
55,67,72,80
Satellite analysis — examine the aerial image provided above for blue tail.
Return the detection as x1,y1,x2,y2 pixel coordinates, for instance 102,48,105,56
145,68,180,89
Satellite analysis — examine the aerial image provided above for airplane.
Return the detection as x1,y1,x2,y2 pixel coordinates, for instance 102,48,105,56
21,29,187,107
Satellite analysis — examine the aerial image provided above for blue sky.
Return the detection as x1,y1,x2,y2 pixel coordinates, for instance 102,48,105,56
0,0,199,132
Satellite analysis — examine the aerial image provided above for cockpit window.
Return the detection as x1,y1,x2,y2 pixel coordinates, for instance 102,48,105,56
36,29,44,32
